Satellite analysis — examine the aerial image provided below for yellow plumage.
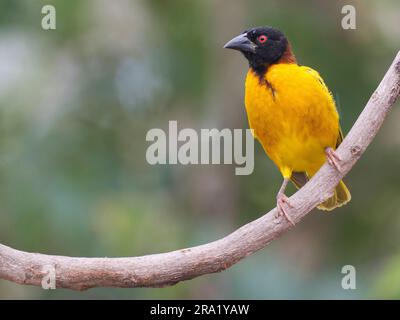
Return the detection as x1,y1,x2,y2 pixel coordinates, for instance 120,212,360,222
245,63,351,210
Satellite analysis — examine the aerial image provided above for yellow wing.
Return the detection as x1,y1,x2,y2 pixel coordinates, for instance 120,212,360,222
289,66,343,188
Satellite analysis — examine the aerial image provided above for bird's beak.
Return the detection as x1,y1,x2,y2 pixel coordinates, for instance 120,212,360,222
224,33,256,53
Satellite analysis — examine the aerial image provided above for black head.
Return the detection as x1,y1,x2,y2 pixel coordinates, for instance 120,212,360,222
224,26,290,75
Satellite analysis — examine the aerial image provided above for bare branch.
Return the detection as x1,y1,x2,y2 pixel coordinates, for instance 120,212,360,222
1,51,399,291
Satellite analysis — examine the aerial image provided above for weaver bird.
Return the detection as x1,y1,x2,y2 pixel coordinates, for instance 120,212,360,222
224,26,351,225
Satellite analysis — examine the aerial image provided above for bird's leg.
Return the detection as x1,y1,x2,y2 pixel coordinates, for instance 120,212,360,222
276,178,295,226
325,147,342,172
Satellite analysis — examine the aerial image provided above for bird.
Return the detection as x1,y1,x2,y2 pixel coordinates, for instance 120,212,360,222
224,26,351,225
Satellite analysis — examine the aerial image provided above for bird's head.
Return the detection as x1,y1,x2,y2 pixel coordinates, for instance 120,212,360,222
224,26,295,75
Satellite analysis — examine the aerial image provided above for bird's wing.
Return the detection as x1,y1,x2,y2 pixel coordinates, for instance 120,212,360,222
301,66,328,88
302,66,344,150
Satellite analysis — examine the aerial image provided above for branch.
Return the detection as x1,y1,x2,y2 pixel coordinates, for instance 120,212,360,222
1,52,399,291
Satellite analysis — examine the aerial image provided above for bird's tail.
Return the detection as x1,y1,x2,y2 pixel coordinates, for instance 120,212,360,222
317,180,351,211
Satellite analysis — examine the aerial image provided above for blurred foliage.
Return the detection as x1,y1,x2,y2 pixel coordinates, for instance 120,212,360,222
373,254,400,299
0,0,399,299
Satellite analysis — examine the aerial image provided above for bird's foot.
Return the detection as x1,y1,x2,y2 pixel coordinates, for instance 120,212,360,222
276,194,295,226
325,147,342,172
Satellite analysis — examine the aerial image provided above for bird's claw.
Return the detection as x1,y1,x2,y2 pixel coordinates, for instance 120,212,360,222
325,147,342,172
276,194,295,226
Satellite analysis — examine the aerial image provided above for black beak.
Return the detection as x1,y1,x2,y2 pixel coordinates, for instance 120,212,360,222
224,33,256,53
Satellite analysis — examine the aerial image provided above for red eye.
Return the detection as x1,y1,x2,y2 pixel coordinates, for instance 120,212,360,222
258,35,268,43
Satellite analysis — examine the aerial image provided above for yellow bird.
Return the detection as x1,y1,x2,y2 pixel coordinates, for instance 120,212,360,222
224,26,351,224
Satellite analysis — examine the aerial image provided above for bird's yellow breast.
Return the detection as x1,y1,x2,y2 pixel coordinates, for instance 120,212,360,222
245,63,339,178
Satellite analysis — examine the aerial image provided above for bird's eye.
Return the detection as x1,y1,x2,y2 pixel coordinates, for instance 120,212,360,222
257,35,268,44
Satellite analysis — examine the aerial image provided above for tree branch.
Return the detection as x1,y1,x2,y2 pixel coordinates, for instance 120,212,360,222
1,51,399,291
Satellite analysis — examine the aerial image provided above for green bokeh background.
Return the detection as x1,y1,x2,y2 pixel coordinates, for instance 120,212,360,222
0,0,399,299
